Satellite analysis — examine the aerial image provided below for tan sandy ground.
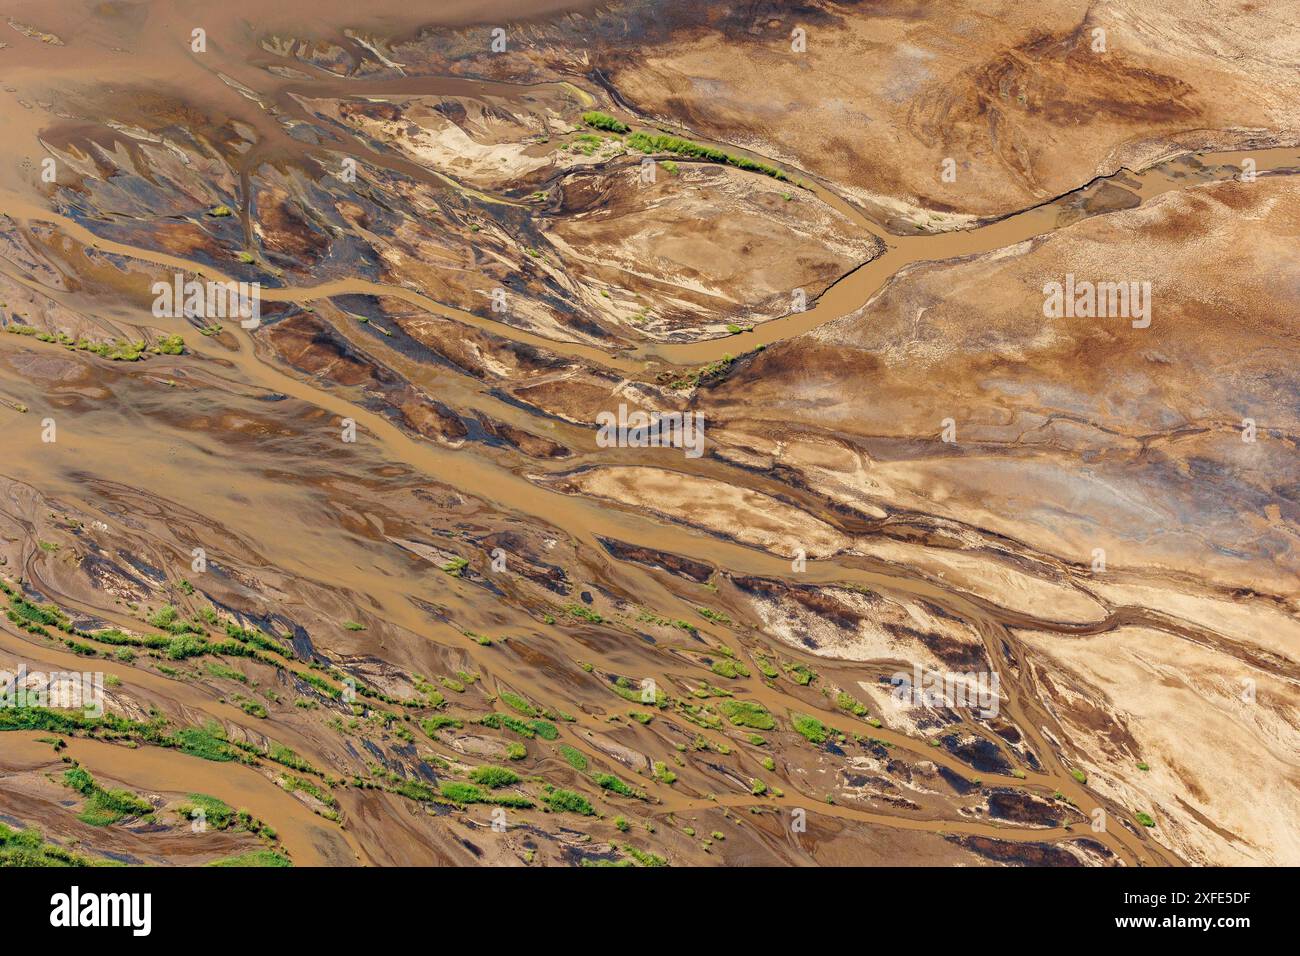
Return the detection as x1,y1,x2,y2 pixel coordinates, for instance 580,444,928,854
1020,626,1300,865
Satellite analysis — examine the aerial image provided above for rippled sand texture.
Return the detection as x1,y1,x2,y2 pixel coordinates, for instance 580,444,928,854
0,1,1296,867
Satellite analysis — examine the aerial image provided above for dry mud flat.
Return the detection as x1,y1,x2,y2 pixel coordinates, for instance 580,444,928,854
605,0,1300,224
0,0,1296,868
695,174,1300,862
306,0,1300,223
706,176,1300,596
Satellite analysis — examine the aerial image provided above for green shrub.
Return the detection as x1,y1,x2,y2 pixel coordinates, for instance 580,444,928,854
421,715,462,734
154,334,184,355
544,789,595,816
718,699,775,730
172,723,237,761
625,132,790,181
208,850,291,867
581,111,629,134
62,767,151,826
791,713,828,744
469,766,520,789
564,604,603,624
396,779,437,802
164,634,207,659
477,712,538,739
267,744,315,774
559,745,588,771
441,782,486,804
835,691,868,717
710,659,748,679
594,773,647,800
622,844,667,867
225,622,292,659
0,823,96,866
499,692,535,716
177,793,236,829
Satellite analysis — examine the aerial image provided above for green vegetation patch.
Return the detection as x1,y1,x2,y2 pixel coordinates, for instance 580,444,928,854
224,621,292,658
267,744,315,774
782,661,817,686
594,773,648,801
543,788,595,816
148,604,204,636
622,844,668,867
530,719,559,741
564,603,604,624
835,691,868,717
62,767,152,826
469,766,520,789
581,111,629,133
208,850,292,867
710,658,749,679
625,131,791,182
697,607,731,625
440,782,486,804
204,661,247,683
676,701,722,730
668,354,736,391
791,713,829,745
611,675,668,708
172,722,239,762
559,745,588,772
236,697,268,719
499,691,537,716
717,699,776,731
477,712,532,737
0,823,100,867
154,334,185,356
176,793,235,830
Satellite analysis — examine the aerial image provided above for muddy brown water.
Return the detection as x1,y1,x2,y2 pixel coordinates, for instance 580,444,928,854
0,1,1273,866
2,732,359,866
0,336,1176,864
3,143,1293,376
